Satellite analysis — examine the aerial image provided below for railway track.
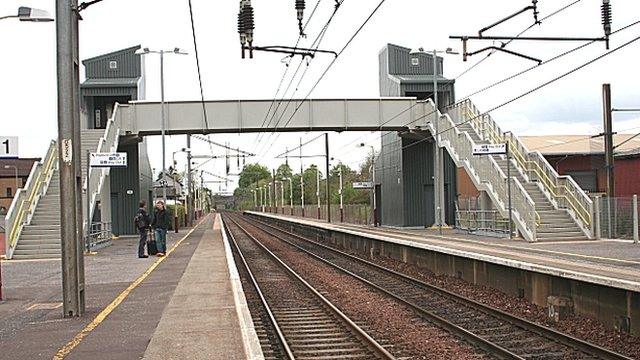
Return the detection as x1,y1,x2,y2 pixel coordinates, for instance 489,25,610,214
223,214,395,360
232,213,633,360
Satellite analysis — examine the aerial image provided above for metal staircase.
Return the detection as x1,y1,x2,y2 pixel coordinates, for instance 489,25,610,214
5,108,122,259
439,99,593,242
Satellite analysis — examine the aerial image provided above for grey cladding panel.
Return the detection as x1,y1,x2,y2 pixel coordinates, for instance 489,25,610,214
377,132,404,226
84,46,142,79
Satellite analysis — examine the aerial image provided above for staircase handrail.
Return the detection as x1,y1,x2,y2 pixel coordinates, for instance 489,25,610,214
85,104,122,227
4,140,58,259
454,99,593,234
429,100,538,241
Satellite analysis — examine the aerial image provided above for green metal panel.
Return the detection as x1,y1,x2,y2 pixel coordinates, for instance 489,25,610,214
109,142,140,236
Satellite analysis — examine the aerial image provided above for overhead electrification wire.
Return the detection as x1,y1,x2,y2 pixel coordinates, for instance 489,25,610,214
334,0,587,153
386,31,640,156
253,0,346,156
256,0,386,159
187,0,210,131
253,0,324,149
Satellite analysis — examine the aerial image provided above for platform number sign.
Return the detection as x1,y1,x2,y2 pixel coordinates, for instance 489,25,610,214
0,137,18,158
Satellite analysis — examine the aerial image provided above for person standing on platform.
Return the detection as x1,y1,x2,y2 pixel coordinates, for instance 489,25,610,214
135,200,151,258
152,200,170,257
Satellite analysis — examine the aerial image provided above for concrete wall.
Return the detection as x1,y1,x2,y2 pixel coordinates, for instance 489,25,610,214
254,214,640,335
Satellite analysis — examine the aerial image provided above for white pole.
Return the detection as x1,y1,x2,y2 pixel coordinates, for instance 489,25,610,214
160,50,167,201
280,181,284,214
633,194,638,243
316,168,321,219
289,178,293,208
432,49,440,228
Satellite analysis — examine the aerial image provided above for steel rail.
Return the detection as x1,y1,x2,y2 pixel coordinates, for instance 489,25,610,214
224,214,396,360
244,214,633,360
224,221,295,359
232,214,520,359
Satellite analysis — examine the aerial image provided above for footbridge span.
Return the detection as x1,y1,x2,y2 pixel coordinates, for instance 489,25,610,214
115,98,432,135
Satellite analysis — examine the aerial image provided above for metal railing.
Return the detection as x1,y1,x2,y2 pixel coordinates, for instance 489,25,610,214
4,141,58,259
432,100,538,241
86,221,112,250
451,99,593,238
85,104,122,232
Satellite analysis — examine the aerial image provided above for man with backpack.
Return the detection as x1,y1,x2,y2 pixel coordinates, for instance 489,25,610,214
135,200,151,258
152,200,170,257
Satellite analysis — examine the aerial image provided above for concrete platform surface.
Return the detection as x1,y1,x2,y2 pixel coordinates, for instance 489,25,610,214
0,214,261,360
143,214,262,360
247,211,640,292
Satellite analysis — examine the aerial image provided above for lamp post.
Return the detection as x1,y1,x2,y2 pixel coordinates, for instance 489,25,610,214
300,174,305,218
431,47,458,233
251,189,257,210
0,6,53,22
359,143,377,226
330,158,344,222
284,177,293,215
338,163,344,222
316,168,321,220
171,148,190,233
279,180,285,214
136,47,188,202
3,165,19,191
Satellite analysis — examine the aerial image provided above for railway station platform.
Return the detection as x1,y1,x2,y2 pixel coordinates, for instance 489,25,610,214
0,214,262,360
246,211,640,334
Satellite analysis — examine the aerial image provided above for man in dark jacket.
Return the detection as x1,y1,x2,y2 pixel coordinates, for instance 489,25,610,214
152,200,170,256
135,200,151,258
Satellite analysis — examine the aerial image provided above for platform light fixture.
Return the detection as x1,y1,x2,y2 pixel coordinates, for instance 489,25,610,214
0,6,54,22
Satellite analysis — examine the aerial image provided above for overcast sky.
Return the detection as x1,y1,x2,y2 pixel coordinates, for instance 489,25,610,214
1,0,639,192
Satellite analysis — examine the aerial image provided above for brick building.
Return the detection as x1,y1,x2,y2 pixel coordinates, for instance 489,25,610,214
0,158,39,214
614,148,640,197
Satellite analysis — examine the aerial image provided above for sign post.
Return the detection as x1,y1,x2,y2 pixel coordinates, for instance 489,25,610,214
473,143,513,239
0,137,19,158
87,152,127,252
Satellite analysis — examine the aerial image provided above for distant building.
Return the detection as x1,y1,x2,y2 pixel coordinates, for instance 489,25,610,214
0,158,40,214
614,148,640,197
519,134,640,195
153,173,184,202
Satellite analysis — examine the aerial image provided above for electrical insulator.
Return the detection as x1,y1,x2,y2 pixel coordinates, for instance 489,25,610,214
237,0,255,58
531,0,539,24
295,0,306,37
601,0,612,49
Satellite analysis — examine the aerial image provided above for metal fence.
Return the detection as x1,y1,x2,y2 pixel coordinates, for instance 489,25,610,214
598,196,639,241
455,197,510,237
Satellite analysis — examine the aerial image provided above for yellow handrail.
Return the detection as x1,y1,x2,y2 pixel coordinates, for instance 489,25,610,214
483,118,591,226
7,148,58,249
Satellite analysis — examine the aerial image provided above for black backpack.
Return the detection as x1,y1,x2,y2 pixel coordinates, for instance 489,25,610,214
134,210,148,230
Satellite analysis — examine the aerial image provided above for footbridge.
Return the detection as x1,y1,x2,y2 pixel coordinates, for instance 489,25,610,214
115,98,432,135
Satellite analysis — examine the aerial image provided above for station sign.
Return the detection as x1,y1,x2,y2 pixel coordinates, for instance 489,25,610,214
352,182,373,189
472,143,507,155
90,152,127,168
0,136,19,158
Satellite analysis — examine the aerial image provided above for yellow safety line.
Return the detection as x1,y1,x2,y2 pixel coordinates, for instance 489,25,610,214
52,217,207,360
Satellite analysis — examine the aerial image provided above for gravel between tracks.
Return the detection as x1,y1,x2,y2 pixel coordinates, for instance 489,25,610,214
240,219,490,360
329,242,640,359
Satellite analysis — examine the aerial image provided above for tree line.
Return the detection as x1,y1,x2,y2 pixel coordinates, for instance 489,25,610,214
234,155,374,209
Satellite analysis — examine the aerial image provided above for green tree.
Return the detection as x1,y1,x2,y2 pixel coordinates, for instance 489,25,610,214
238,163,271,188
